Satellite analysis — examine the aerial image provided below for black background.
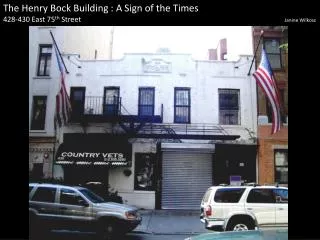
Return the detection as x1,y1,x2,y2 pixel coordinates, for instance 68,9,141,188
1,1,319,239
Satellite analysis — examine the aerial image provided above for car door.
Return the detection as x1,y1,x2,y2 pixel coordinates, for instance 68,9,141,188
274,188,288,226
29,186,61,224
57,188,93,230
245,188,276,227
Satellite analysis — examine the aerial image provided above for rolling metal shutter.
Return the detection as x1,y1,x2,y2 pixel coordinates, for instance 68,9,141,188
161,152,212,209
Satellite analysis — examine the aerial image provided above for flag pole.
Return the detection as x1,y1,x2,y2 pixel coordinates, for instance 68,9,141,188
248,30,264,76
50,30,69,74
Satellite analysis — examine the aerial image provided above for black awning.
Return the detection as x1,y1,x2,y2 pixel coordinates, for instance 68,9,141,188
55,135,132,167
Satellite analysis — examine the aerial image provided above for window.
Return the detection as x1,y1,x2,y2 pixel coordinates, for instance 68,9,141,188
37,45,52,76
275,150,288,184
139,88,154,116
31,96,47,130
264,39,282,69
214,188,246,203
274,189,288,203
70,87,86,121
29,186,34,194
219,89,240,125
31,187,56,203
60,188,85,205
247,189,275,203
202,189,212,204
174,88,190,123
103,87,119,116
134,153,155,191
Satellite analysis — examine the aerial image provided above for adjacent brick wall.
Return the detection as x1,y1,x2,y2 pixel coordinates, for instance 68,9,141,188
258,125,288,185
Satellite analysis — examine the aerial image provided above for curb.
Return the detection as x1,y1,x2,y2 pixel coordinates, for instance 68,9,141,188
132,230,206,235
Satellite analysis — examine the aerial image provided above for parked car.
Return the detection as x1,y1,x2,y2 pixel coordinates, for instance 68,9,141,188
185,228,288,240
200,185,288,231
29,183,141,240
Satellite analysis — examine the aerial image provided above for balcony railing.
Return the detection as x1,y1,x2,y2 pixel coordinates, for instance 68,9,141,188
70,96,163,123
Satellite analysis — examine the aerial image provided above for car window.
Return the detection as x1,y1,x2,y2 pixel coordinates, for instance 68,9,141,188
247,189,275,203
29,186,34,194
79,188,105,203
60,188,86,205
214,188,246,203
31,187,56,203
202,189,212,203
274,189,288,203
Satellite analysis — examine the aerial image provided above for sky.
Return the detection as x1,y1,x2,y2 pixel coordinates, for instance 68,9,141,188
111,26,253,61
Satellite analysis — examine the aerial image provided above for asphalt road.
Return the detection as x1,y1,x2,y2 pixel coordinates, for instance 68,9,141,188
37,231,192,240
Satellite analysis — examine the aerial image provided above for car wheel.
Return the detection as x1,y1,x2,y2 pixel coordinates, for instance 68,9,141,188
227,219,255,231
97,220,117,240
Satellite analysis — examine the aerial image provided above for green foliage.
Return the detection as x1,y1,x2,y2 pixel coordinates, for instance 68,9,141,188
280,43,288,52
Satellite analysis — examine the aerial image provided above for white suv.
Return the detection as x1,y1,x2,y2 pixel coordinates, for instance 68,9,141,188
200,185,288,231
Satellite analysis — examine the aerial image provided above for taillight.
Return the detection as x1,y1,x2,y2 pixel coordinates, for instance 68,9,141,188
205,205,212,216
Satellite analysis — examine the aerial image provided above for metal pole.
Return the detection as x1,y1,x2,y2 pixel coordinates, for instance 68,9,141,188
247,30,264,76
50,30,69,74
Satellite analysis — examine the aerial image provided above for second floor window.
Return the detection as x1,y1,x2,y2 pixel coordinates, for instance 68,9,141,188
103,87,119,116
70,87,86,121
264,39,282,70
139,88,154,116
37,45,52,76
174,88,190,123
219,89,240,125
31,96,47,130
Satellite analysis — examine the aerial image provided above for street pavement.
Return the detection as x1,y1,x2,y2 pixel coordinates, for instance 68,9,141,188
38,210,212,240
134,209,212,235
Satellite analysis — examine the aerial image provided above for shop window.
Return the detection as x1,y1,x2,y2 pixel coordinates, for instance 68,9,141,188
174,88,190,123
275,150,288,184
31,96,47,130
37,44,52,76
134,153,155,191
219,89,240,125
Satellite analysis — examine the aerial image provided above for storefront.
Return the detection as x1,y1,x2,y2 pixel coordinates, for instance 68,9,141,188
54,134,132,187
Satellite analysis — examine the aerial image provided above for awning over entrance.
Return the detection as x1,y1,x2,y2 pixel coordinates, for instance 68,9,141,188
55,134,132,167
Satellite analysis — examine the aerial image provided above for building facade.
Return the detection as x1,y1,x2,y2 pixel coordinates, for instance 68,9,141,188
30,26,258,210
29,27,65,180
252,26,288,186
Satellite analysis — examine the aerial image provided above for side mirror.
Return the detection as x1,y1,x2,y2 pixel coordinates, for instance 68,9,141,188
78,199,89,207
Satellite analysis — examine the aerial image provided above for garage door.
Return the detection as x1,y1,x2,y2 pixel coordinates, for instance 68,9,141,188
161,152,212,209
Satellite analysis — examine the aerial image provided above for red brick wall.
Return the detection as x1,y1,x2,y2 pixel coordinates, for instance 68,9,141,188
258,125,288,185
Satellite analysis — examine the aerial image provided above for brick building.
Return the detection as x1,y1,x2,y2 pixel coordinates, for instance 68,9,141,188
252,26,288,186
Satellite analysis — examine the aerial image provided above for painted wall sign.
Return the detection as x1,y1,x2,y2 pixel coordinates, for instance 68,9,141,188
143,59,172,73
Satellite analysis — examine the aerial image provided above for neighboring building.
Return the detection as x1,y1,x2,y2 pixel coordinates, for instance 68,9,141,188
208,38,227,60
29,26,258,210
29,26,114,180
29,27,65,180
252,26,288,186
62,26,114,60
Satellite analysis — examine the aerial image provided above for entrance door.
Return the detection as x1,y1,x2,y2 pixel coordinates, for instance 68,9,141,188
70,87,86,121
103,87,119,116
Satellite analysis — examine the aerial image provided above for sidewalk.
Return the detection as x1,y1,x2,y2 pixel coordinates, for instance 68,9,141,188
134,210,212,235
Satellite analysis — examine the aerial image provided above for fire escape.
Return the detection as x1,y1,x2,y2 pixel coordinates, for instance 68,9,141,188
71,96,240,142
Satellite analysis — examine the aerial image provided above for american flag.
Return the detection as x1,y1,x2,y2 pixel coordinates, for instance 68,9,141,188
53,42,72,128
253,48,281,134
